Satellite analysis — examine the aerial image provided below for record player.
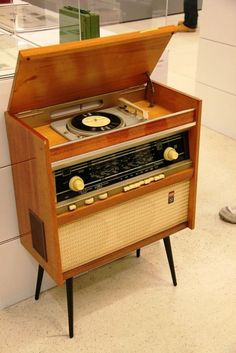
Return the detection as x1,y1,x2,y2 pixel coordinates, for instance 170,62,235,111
5,26,201,338
50,103,143,140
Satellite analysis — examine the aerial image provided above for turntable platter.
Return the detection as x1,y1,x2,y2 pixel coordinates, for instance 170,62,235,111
67,111,125,136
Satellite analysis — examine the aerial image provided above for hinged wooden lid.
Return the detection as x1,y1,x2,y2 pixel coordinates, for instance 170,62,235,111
8,25,176,114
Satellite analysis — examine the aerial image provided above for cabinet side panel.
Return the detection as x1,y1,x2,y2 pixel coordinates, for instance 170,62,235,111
5,113,63,284
154,82,202,112
188,100,202,228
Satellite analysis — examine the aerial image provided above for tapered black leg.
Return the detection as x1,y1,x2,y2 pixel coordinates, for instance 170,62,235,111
136,248,141,257
163,236,177,286
66,278,74,338
35,265,44,300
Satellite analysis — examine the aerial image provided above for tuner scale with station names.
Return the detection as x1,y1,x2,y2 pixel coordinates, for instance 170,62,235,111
5,26,201,338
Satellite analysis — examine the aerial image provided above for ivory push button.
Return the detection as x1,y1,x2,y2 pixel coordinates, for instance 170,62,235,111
98,193,108,200
68,204,77,211
154,174,165,181
84,198,94,205
144,177,154,185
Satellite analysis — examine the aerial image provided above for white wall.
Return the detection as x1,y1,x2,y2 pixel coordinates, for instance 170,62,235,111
196,0,236,140
0,78,55,309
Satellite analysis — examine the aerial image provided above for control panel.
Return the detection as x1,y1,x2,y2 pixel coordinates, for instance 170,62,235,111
53,131,189,212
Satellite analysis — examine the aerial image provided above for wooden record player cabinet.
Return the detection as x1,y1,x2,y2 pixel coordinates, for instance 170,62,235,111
5,26,201,338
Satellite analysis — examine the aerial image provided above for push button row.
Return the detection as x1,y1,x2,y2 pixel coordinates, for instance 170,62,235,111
68,192,108,211
67,174,165,211
84,192,108,205
123,174,165,192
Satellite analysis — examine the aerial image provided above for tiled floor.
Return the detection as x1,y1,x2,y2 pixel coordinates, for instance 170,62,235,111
1,15,236,353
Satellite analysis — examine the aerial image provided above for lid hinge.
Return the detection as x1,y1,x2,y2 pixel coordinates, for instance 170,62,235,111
145,72,156,107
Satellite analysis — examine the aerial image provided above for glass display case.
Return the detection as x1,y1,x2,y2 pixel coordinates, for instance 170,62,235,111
0,32,35,77
0,0,169,78
26,0,168,26
0,0,81,78
77,1,168,37
79,0,167,25
0,3,58,33
0,1,77,34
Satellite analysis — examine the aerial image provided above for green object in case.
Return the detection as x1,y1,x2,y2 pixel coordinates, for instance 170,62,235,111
80,9,91,40
59,6,80,43
59,6,100,43
80,9,100,39
89,12,100,38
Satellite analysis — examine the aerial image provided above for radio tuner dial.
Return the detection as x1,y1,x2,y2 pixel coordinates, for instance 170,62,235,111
163,147,179,161
69,176,85,192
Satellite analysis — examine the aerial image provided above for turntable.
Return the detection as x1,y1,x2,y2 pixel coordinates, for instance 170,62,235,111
50,100,148,140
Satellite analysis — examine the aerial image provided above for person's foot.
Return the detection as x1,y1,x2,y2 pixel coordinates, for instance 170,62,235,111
219,206,236,224
177,22,197,32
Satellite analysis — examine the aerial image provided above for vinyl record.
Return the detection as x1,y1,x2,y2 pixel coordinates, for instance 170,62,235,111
67,111,125,136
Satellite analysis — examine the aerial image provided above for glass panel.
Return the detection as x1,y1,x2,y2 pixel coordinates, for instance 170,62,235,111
79,0,168,36
79,1,168,25
0,1,81,42
0,33,35,78
0,1,55,34
0,1,81,79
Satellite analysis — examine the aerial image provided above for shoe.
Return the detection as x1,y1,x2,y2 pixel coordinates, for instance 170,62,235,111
177,22,196,32
219,206,236,224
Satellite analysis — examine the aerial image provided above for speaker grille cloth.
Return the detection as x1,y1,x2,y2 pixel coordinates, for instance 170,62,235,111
59,180,190,271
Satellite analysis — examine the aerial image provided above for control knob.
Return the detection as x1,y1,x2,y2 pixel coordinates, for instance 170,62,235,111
163,147,179,161
69,176,85,191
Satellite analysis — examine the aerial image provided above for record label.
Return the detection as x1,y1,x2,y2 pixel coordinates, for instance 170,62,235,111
82,116,111,127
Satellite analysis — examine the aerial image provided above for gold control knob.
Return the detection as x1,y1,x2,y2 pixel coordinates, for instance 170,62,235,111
163,147,179,161
69,176,85,192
